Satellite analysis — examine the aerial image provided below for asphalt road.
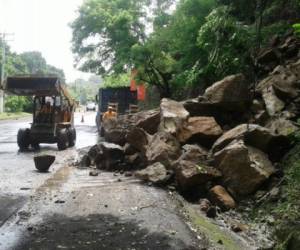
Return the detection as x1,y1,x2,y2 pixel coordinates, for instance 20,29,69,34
0,112,204,250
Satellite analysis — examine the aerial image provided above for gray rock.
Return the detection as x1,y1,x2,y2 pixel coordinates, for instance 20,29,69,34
87,142,124,170
104,128,127,146
159,98,189,135
146,132,181,167
214,140,275,197
266,117,299,136
257,60,300,100
262,86,285,116
177,144,208,164
177,116,223,146
136,110,160,135
135,162,171,185
175,160,222,191
203,74,250,111
211,124,289,162
126,127,150,154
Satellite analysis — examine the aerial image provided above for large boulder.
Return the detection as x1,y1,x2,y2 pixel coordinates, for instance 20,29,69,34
183,97,250,128
176,160,222,191
256,47,280,66
159,98,189,135
254,110,270,126
103,117,129,146
178,116,223,147
104,128,127,146
124,152,145,168
279,35,300,58
135,162,171,185
176,144,209,164
214,140,275,197
266,118,299,136
203,74,250,111
88,144,103,165
211,124,289,161
136,110,160,135
183,98,218,117
209,185,236,211
88,142,124,170
146,132,181,167
123,143,138,155
126,127,151,154
257,60,300,100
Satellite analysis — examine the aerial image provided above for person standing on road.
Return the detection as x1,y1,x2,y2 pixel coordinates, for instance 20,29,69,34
102,106,117,121
100,106,117,136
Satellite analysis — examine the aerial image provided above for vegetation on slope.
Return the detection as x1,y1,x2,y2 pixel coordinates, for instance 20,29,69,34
252,127,300,249
71,0,300,98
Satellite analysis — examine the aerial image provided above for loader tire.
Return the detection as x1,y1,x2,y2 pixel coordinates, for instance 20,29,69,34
68,128,76,147
17,129,30,151
57,129,68,151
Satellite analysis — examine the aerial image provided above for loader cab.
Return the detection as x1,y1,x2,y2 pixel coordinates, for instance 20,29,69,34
4,76,76,151
33,95,73,125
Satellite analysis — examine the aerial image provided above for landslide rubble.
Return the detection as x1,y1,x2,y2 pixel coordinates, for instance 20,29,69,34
77,33,300,248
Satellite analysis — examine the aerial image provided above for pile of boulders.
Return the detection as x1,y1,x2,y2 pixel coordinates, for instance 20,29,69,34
256,32,300,76
80,34,299,216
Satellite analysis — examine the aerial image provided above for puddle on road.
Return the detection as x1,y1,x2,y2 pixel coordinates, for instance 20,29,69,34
35,165,73,195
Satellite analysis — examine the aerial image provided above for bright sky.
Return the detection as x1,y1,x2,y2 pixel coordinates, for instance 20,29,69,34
0,0,92,82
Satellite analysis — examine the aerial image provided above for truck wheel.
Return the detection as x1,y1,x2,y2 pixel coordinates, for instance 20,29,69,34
17,129,30,151
68,128,76,147
57,129,68,151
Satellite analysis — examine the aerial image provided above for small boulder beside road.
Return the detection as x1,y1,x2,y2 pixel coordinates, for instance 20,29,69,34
135,162,171,185
34,155,55,172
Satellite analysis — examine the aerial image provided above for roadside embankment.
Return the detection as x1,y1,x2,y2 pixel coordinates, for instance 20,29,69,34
0,112,31,121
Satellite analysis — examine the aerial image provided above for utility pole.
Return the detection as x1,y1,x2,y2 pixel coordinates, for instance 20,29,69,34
0,33,14,113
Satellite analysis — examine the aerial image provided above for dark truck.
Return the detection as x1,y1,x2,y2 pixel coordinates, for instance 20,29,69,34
5,76,76,151
95,87,137,132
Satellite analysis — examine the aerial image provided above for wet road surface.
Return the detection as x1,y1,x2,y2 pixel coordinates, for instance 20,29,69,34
0,112,204,250
0,112,97,194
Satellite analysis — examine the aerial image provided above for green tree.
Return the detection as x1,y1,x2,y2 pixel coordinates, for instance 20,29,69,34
20,51,47,74
155,0,216,94
71,0,150,74
71,0,178,97
217,0,300,24
71,0,300,99
71,0,216,97
196,6,253,83
102,73,130,88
